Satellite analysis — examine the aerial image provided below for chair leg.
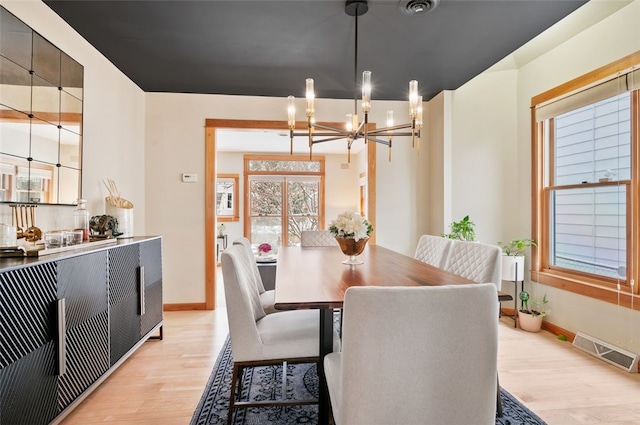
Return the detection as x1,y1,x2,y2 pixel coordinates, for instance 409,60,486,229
281,361,288,400
228,363,244,425
227,357,318,422
496,374,503,418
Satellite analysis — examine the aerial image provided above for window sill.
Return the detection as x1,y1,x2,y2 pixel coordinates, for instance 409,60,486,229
531,269,639,311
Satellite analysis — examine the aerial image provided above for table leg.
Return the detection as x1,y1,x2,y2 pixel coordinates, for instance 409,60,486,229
318,308,334,425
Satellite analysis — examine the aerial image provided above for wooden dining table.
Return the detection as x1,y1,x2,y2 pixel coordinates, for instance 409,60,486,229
274,244,510,424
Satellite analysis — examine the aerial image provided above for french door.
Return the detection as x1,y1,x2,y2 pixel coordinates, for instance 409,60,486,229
248,175,321,246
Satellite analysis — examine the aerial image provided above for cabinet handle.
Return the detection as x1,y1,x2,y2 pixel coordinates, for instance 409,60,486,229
139,266,145,315
57,298,66,376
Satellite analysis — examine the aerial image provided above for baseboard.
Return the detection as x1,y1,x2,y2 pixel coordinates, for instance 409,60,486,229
541,320,576,341
163,303,209,311
501,307,576,342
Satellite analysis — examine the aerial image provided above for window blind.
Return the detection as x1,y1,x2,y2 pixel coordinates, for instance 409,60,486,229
536,68,640,121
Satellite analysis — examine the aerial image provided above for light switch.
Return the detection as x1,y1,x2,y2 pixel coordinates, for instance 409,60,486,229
182,173,198,183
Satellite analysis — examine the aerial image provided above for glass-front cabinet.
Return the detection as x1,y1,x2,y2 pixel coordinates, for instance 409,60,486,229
0,6,83,205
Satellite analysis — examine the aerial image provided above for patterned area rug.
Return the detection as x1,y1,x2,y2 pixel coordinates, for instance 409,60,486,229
191,337,547,425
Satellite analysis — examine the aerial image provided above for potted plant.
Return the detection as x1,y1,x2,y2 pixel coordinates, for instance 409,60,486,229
518,291,549,332
497,238,536,281
442,215,476,241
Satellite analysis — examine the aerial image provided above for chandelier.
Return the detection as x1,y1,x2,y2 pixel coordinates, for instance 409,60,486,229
287,0,423,162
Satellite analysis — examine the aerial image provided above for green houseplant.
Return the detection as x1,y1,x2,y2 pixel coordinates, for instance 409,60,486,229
442,215,476,241
518,291,549,332
498,238,537,256
498,238,536,281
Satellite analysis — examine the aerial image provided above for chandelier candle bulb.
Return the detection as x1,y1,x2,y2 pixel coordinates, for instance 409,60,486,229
386,110,394,128
288,95,296,154
416,95,423,153
287,96,296,128
305,78,315,116
346,114,353,132
362,70,371,112
409,79,419,118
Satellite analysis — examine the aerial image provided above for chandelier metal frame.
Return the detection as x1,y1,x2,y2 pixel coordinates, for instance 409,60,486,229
287,0,423,162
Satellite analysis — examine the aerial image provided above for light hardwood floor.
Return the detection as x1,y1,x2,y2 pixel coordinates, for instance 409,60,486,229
60,282,640,424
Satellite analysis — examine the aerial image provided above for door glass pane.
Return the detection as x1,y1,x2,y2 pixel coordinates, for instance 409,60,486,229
250,217,281,246
249,180,282,216
287,179,319,244
248,159,321,172
249,180,282,246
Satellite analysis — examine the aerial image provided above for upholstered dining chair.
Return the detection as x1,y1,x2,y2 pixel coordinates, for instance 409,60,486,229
221,244,338,425
444,240,502,290
300,230,337,247
414,234,454,268
300,230,343,336
324,283,499,425
442,239,506,415
232,237,276,313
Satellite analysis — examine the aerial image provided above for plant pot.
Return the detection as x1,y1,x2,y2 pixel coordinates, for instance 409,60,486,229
518,310,543,332
502,254,525,281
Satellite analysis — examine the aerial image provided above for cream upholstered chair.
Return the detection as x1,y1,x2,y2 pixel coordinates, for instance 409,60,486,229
221,244,337,424
443,240,509,416
300,230,343,335
324,283,499,425
444,240,502,290
300,230,337,247
232,237,276,313
414,234,454,268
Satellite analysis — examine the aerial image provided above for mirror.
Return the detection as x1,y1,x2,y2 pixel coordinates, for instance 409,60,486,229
216,174,239,222
0,6,83,204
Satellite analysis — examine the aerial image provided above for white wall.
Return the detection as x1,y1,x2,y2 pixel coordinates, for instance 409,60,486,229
324,154,360,219
425,91,452,237
450,69,519,244
370,100,424,255
0,0,145,235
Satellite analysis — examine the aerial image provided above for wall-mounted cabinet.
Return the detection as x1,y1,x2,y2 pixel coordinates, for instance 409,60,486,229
0,6,83,205
0,237,162,424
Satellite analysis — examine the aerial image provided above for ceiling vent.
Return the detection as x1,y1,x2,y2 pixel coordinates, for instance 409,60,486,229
398,0,440,16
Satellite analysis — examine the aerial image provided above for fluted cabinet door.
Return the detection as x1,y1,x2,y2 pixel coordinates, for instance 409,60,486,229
56,251,109,412
140,238,163,336
108,244,141,366
0,263,58,425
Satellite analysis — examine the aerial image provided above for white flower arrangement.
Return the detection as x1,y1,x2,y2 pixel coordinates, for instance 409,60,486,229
328,211,373,242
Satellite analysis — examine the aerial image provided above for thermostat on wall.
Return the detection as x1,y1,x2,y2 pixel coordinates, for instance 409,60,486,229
182,173,198,183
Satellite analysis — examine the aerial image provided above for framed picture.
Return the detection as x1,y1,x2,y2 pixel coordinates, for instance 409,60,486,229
216,174,239,222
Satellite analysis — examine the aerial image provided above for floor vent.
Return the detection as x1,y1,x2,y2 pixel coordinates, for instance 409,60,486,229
573,332,639,373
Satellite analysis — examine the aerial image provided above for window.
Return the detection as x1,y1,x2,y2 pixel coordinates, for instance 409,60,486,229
216,174,239,222
532,52,640,301
244,155,325,247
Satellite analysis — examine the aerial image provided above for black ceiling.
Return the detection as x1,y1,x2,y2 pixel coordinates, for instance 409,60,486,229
43,0,587,101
